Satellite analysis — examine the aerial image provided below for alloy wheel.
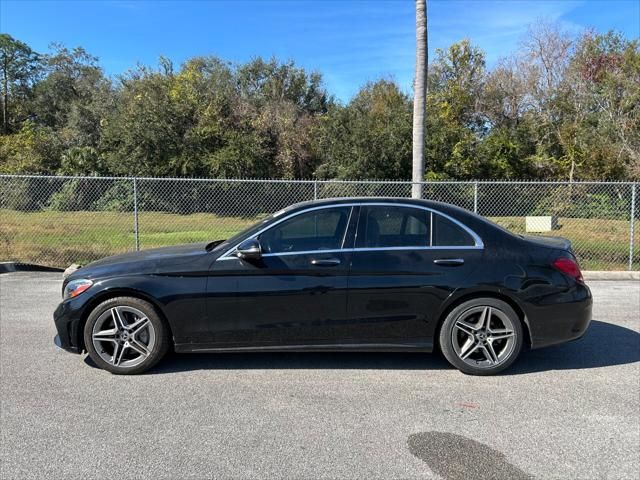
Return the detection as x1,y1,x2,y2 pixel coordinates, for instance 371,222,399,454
91,306,156,368
451,305,517,369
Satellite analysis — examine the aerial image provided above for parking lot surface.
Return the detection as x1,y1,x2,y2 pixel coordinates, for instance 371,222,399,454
1,272,639,479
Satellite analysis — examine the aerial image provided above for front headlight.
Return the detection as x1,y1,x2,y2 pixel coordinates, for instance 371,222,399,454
63,279,93,300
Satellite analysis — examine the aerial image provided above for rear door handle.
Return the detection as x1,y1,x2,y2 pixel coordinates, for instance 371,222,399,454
311,258,341,267
433,258,465,266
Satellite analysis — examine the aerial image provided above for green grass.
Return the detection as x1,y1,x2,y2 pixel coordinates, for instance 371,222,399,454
1,209,637,270
0,210,256,266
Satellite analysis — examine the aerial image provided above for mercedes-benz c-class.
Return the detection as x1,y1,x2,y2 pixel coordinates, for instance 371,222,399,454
54,198,592,375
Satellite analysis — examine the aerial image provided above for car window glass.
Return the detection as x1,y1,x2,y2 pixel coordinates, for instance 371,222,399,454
259,207,351,254
359,206,429,248
433,213,475,246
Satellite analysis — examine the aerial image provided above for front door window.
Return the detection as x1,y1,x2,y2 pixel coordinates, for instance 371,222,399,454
259,207,352,254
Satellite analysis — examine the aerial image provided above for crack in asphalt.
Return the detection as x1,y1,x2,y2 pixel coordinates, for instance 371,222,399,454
408,431,532,480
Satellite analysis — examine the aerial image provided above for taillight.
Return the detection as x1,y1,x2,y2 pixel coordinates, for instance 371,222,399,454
552,257,583,283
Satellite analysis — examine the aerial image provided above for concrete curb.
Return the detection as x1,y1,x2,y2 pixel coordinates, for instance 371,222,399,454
583,271,640,281
0,262,17,274
0,262,63,274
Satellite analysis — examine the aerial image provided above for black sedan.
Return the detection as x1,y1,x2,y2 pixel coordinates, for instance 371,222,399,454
54,198,592,375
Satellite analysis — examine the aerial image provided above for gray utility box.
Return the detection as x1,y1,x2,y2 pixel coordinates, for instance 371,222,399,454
526,216,559,232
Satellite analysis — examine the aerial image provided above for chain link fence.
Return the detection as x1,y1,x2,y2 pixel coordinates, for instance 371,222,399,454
1,175,637,271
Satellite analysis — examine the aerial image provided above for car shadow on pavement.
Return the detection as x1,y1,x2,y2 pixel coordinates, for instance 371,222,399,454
141,350,452,374
83,320,639,375
506,319,640,375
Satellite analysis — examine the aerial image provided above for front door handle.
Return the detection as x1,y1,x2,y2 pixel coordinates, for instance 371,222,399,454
311,258,341,267
433,258,465,266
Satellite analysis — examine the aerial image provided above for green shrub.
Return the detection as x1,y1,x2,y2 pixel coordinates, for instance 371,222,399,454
533,191,629,220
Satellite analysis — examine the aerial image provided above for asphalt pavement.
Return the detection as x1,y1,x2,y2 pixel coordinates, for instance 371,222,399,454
1,272,638,479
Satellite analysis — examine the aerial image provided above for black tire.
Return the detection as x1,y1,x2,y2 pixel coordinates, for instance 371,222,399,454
439,298,523,376
84,296,170,375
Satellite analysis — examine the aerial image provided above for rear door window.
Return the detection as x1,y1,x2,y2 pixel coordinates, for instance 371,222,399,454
432,213,475,247
357,206,430,248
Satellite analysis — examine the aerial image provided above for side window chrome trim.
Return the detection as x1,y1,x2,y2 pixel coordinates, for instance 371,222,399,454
217,202,483,261
358,203,483,250
264,248,348,258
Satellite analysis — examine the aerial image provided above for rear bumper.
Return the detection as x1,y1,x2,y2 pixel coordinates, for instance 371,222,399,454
525,283,593,349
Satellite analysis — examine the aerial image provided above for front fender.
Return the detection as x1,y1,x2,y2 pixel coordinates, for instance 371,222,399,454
56,273,209,351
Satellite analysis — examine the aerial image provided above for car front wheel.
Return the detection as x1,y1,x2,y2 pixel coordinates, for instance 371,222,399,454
84,297,169,375
439,298,523,375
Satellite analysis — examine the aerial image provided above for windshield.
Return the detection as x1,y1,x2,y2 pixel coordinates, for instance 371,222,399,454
210,212,279,253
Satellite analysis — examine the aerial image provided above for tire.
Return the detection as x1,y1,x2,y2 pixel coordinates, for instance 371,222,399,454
84,296,170,375
439,298,523,376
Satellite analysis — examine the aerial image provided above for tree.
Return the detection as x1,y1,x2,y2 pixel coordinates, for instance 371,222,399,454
563,31,640,179
0,121,62,173
519,21,574,178
100,56,330,178
426,40,487,178
0,34,41,133
100,63,187,176
481,56,540,178
235,57,330,178
314,80,412,180
31,44,110,134
0,30,638,182
412,0,427,198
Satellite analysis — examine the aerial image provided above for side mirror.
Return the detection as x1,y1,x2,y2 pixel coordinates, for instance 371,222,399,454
236,238,262,260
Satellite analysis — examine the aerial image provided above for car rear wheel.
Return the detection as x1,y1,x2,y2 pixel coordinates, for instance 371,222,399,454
439,298,523,375
84,297,169,375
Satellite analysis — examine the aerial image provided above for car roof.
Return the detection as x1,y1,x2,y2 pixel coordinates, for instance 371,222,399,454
282,197,469,215
279,197,512,241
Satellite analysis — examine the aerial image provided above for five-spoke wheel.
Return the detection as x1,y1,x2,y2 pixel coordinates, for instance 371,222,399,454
440,298,523,375
92,306,156,368
84,297,169,374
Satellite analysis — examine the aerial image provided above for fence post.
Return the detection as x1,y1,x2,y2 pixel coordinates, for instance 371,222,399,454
133,177,140,251
473,181,479,214
313,180,318,200
629,183,636,271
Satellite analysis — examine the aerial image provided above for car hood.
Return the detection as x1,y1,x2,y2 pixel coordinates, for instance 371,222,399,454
68,242,218,280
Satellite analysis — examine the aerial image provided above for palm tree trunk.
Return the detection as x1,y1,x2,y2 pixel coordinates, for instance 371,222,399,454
412,0,428,199
2,58,8,134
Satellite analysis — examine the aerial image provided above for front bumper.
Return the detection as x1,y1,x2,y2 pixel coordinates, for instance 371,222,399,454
525,283,593,349
53,297,87,354
53,334,78,353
